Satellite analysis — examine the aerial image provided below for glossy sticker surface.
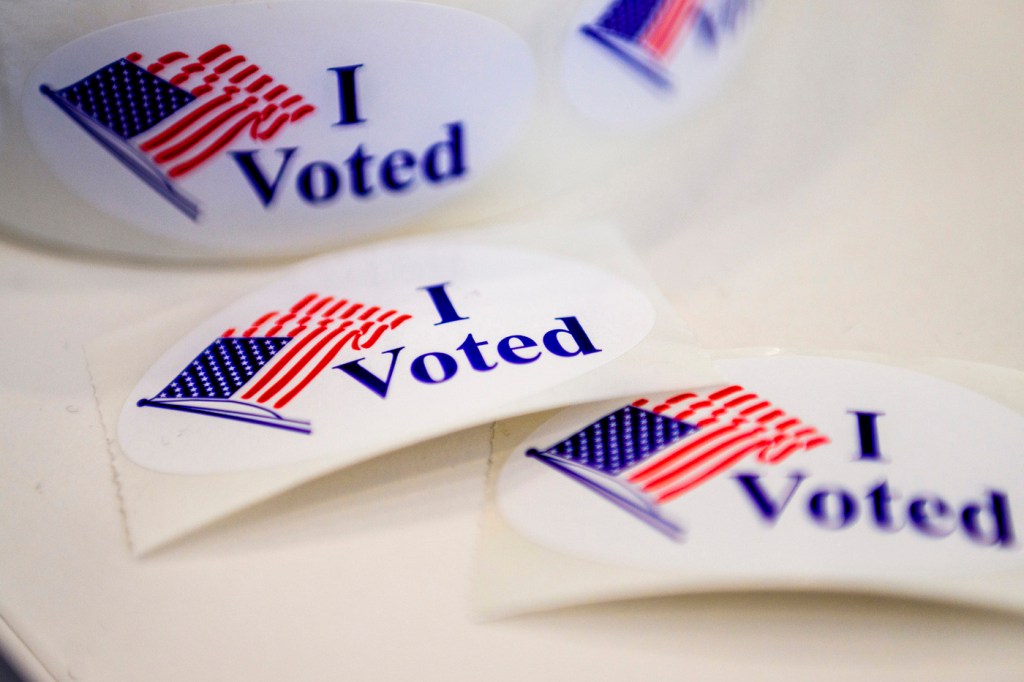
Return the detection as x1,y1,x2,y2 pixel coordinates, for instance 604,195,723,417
23,1,534,253
498,355,1024,576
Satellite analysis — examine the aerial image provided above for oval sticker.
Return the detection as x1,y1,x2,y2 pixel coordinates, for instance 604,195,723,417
498,355,1024,578
22,1,535,253
119,239,656,474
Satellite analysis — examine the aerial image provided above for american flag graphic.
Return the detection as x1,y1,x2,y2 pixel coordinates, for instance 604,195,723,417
527,383,829,539
580,0,751,89
39,44,315,220
137,294,411,434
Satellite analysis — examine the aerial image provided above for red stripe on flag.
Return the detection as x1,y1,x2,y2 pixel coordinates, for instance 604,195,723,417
224,294,411,406
199,44,232,63
169,63,204,86
619,382,833,504
323,299,349,317
655,438,769,503
138,92,235,152
389,314,412,329
641,426,765,490
272,329,362,408
290,105,315,122
256,323,355,403
215,55,246,73
292,294,319,312
265,312,299,337
257,113,292,140
264,84,288,100
147,51,188,74
240,326,330,400
246,75,273,93
307,296,333,315
164,107,262,174
286,317,326,337
641,0,699,59
759,440,800,464
724,393,757,408
358,306,381,321
158,52,188,64
650,392,695,413
356,322,392,349
740,400,771,416
236,295,328,336
231,65,259,83
628,421,739,482
154,97,258,163
242,311,277,337
708,385,743,400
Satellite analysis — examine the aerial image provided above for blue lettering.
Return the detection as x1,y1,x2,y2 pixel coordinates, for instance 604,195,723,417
333,347,403,398
733,472,805,524
423,122,466,183
420,282,469,326
297,161,341,205
410,352,458,384
808,488,858,530
851,410,885,461
457,333,496,372
335,317,602,398
234,123,468,208
737,474,1016,550
328,64,366,126
346,144,373,197
497,335,540,365
543,316,601,357
381,149,416,192
962,491,1015,547
230,147,297,207
908,495,956,537
867,480,902,532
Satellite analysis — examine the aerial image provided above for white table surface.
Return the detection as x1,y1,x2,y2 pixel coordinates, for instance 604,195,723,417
2,2,1023,680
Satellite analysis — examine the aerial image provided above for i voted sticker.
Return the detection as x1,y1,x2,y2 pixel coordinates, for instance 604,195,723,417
119,237,659,474
498,355,1024,577
22,1,534,254
562,0,762,127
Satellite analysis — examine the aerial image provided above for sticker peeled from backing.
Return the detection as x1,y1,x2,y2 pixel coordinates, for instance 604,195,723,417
486,354,1024,615
22,1,534,253
563,0,762,127
116,222,718,475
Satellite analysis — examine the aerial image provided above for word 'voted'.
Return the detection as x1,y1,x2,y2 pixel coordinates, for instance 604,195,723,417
334,283,602,398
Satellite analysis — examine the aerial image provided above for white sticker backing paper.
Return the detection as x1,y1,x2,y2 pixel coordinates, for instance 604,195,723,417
89,221,719,554
478,352,1024,618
